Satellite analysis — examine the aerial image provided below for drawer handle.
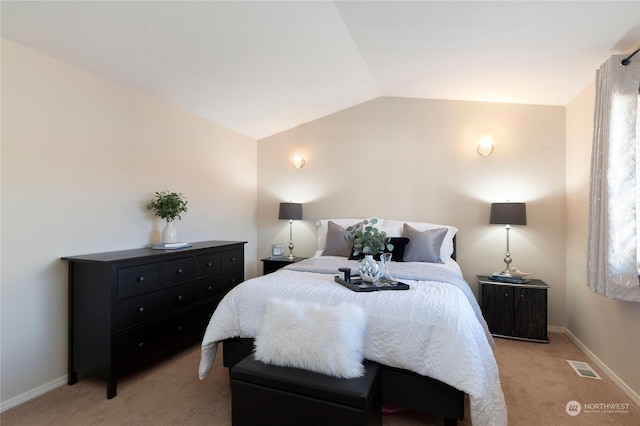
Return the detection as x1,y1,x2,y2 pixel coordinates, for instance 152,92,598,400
207,286,213,291
137,276,145,282
504,293,509,297
206,262,213,267
138,307,145,313
230,257,236,262
177,268,183,274
177,326,183,332
231,278,237,284
138,342,144,348
177,295,183,301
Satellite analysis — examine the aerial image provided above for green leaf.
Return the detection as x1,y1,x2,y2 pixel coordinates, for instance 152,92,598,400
344,218,388,255
146,190,188,222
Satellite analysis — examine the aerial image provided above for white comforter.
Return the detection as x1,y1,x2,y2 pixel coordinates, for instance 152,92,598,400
199,257,507,426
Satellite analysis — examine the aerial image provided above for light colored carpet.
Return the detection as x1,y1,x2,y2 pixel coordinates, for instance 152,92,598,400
1,332,638,425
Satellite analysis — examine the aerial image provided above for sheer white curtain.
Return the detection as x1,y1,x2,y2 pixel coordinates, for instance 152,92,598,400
587,54,640,302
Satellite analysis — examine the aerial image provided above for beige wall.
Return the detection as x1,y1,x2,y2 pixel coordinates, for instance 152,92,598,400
258,97,566,327
0,39,258,406
6,32,638,411
565,83,640,398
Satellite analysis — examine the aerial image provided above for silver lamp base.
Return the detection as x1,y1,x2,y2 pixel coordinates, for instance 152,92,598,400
286,241,295,260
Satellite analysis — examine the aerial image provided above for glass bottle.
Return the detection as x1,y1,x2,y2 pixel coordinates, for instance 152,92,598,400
375,253,398,287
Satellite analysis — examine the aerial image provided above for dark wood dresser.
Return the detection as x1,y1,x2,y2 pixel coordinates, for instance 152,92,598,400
62,240,246,398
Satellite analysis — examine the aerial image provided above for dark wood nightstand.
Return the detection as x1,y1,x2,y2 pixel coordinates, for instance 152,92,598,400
477,275,549,343
261,257,307,275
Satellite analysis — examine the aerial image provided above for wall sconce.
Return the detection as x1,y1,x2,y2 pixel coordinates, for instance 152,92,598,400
293,155,305,169
477,136,494,157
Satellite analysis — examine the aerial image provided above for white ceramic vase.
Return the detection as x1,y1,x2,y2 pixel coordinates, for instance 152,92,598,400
162,221,178,243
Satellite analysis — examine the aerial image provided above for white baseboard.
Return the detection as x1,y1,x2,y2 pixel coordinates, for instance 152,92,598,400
560,327,640,408
0,376,67,413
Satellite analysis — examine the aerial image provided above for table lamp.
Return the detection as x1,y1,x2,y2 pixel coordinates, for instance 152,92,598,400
490,202,527,276
279,202,302,259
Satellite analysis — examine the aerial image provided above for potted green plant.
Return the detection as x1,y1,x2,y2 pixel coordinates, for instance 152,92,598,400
146,191,188,243
346,219,394,283
346,218,393,256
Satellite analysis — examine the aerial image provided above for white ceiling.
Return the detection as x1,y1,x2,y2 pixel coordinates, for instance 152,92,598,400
2,1,639,140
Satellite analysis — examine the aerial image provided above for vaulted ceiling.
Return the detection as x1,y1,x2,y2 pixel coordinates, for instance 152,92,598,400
2,1,639,140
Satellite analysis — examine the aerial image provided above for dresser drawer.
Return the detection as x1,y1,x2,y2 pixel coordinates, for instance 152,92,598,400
193,298,222,338
117,310,197,374
162,257,194,287
195,253,219,277
117,320,163,373
116,284,193,331
117,263,161,300
220,249,243,272
194,269,243,302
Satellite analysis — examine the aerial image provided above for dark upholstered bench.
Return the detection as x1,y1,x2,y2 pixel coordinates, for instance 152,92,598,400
231,354,381,426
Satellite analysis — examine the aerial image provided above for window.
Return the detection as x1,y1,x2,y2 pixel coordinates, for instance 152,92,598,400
587,53,640,302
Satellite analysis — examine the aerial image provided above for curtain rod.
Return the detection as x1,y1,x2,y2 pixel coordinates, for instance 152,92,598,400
621,47,640,66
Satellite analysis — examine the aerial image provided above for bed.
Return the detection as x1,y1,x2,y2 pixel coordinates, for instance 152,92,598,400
199,219,507,426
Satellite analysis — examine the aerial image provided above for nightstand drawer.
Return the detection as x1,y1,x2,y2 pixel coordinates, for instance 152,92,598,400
117,263,161,300
161,257,194,287
116,284,193,330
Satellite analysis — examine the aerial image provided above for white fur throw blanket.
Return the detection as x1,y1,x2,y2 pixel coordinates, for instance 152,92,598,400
199,261,507,426
254,298,367,378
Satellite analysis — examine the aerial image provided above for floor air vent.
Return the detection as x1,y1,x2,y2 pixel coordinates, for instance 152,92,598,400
567,360,602,380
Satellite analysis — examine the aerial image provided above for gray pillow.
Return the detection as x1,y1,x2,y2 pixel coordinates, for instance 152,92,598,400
322,221,353,257
402,224,447,263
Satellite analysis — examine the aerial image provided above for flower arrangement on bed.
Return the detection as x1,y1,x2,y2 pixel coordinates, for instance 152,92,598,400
344,218,394,283
198,218,507,426
345,218,393,256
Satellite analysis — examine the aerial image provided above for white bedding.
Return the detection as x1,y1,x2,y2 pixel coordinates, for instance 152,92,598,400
199,257,507,426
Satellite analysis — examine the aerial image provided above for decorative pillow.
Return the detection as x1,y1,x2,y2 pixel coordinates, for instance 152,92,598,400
315,218,381,255
384,219,458,259
348,237,410,262
322,221,353,257
402,224,447,263
254,298,366,378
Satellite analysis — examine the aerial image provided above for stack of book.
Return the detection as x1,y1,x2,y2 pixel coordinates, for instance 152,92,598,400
489,273,530,284
151,242,192,250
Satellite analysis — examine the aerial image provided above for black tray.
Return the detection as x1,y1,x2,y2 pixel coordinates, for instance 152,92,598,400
334,276,410,292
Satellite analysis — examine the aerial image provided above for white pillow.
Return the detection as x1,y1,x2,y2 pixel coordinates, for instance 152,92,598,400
383,219,458,260
254,298,367,378
315,218,380,255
